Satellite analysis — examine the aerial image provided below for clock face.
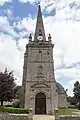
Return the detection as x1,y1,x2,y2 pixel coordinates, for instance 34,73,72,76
37,35,43,41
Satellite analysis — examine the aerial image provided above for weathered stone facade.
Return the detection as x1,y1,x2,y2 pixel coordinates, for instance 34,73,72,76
21,5,67,115
56,83,67,108
24,44,58,114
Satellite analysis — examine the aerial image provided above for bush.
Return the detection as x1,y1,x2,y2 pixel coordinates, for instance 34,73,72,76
77,102,80,110
12,101,20,108
68,105,76,109
0,106,5,112
59,107,67,109
0,106,29,114
5,105,12,107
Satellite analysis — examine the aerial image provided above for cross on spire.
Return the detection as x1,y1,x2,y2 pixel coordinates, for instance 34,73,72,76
35,1,40,6
37,1,40,5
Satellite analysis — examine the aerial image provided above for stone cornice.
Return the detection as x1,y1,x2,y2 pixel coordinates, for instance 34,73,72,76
26,42,54,48
26,80,56,83
27,61,54,63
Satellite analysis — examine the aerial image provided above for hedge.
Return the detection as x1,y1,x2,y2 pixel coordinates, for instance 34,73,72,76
0,106,29,114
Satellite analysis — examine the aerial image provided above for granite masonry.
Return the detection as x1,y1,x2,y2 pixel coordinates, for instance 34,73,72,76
18,5,67,115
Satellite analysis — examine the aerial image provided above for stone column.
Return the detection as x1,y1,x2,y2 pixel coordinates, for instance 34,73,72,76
46,98,51,115
28,108,33,120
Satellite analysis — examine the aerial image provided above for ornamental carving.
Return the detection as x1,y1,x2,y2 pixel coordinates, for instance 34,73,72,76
31,83,50,88
35,65,44,78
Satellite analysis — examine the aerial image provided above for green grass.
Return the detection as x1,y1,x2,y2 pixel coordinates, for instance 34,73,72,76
55,108,80,117
0,106,29,114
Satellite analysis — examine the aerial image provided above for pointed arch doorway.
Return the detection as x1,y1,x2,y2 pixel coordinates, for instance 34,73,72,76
35,92,46,114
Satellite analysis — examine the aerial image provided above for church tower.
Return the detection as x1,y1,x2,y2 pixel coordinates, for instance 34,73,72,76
22,5,58,114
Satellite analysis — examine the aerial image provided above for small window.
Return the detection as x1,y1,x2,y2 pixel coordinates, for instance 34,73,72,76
47,52,49,54
39,29,41,32
39,50,42,53
39,29,42,36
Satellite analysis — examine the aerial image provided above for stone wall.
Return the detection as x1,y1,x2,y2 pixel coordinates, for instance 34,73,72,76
0,112,29,120
56,116,80,120
58,94,67,108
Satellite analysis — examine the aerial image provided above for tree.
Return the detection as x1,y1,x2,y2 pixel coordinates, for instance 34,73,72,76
14,85,21,98
73,81,80,102
73,81,80,109
0,68,16,106
67,96,78,106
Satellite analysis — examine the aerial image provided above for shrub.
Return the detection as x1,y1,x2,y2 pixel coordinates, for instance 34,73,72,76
5,105,12,107
12,101,20,108
68,105,76,109
77,102,80,110
0,106,29,114
59,107,67,109
0,106,5,112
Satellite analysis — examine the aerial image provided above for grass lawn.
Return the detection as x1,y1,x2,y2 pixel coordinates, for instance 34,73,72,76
55,108,80,117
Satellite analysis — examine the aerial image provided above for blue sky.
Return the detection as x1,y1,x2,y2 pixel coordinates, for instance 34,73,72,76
0,0,80,96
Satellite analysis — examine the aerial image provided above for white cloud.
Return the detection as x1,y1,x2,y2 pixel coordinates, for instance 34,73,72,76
0,33,23,85
0,32,29,86
0,16,19,38
4,9,13,17
18,38,28,52
14,17,36,33
19,0,80,21
19,0,36,3
0,0,12,6
0,15,29,85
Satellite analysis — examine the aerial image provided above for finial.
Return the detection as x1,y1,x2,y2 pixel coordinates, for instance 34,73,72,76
4,67,8,74
35,1,40,7
49,33,51,38
29,33,32,41
38,2,41,11
48,33,52,42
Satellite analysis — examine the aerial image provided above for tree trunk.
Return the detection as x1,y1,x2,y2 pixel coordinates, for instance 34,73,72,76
1,100,3,106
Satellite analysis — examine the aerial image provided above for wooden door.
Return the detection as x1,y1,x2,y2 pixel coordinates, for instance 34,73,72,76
35,92,46,114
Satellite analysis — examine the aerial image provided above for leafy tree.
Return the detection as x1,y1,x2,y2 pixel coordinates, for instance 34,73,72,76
0,68,16,106
73,81,80,109
73,81,80,102
14,85,21,99
67,96,78,105
67,96,71,103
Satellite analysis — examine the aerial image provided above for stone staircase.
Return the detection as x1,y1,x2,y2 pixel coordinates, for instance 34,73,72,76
33,115,55,120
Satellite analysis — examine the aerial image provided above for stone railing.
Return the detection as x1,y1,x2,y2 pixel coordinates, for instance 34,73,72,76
0,111,33,120
56,115,80,120
0,112,28,120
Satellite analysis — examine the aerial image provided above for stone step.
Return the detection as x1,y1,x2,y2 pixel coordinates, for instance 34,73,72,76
33,115,55,120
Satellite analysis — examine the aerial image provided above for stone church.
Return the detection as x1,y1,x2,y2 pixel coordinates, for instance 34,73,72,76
19,5,67,115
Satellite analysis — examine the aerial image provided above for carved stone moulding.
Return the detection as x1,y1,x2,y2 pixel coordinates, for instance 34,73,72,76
30,82,50,88
31,88,50,92
35,75,44,79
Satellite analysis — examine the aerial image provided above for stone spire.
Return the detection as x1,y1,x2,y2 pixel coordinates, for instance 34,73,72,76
34,5,46,41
